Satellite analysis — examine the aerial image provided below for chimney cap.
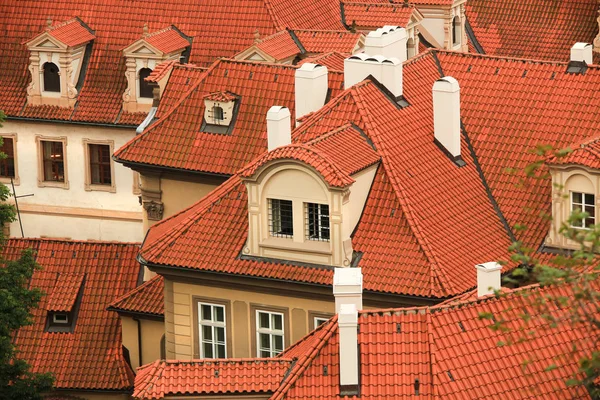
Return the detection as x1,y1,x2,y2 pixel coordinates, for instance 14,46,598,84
572,42,592,51
266,106,290,121
296,62,328,77
475,261,502,272
433,76,460,92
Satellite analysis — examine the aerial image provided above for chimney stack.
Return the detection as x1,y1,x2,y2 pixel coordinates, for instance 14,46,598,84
570,42,593,65
338,303,359,394
333,267,363,313
344,54,403,99
475,262,502,297
364,26,408,62
295,63,328,126
432,77,462,162
266,106,291,151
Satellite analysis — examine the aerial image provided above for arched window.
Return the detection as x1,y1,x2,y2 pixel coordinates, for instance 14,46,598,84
212,105,224,121
452,17,461,46
138,68,153,98
43,62,60,92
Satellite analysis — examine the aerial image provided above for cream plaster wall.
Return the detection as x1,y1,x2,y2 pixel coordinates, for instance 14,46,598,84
121,316,165,370
164,279,336,360
0,120,142,241
160,178,220,220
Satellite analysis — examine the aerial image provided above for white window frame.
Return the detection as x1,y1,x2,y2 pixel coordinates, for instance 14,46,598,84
314,316,329,328
53,313,69,324
305,202,330,241
570,191,595,229
198,302,227,359
256,310,285,357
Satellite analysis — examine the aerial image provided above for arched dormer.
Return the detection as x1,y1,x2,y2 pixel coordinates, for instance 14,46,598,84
239,123,380,267
546,139,600,250
25,17,95,108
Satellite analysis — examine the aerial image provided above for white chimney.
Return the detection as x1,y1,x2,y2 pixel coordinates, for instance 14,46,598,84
571,42,593,65
266,106,291,151
364,26,408,62
432,77,461,160
338,303,359,391
475,262,502,297
295,63,328,126
333,267,363,313
344,54,402,98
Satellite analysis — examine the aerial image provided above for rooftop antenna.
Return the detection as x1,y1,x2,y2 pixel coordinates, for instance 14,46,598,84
10,178,33,238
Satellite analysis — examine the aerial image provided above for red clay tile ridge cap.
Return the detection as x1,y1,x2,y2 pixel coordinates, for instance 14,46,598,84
25,17,95,47
144,25,191,53
239,144,355,188
146,61,206,83
547,137,600,169
203,91,238,102
108,275,164,317
46,272,85,312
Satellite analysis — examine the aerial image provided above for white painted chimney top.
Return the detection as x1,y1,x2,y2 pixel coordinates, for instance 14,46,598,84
344,54,403,98
364,26,408,61
266,106,291,151
295,63,328,126
475,262,502,297
333,267,363,314
570,42,593,65
338,303,359,391
432,76,462,161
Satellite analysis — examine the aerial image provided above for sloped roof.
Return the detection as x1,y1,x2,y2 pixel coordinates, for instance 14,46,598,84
0,0,345,125
298,52,348,71
5,238,141,391
114,59,345,176
255,30,302,60
134,359,294,399
133,282,598,399
341,1,416,29
293,30,363,53
27,17,95,47
547,137,600,169
108,275,164,317
466,0,600,61
45,272,85,312
141,26,190,54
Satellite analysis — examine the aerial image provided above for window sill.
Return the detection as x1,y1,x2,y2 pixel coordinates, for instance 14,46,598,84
85,183,116,193
38,180,69,190
0,176,19,185
260,237,331,255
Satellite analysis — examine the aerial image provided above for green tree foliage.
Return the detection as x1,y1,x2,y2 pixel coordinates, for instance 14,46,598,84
0,110,54,399
482,145,599,398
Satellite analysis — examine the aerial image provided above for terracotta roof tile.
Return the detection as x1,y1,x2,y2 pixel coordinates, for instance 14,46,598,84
143,26,190,54
145,60,178,83
6,238,140,391
0,0,345,124
466,0,599,61
109,275,164,317
28,18,96,47
45,272,85,312
133,359,293,399
115,59,346,176
293,30,363,53
298,52,349,71
155,64,209,119
255,30,301,60
547,137,600,169
341,1,415,28
203,91,238,103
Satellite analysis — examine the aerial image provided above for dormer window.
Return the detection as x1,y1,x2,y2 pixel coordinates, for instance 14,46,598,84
43,63,60,92
53,313,69,324
45,272,85,333
212,106,224,121
306,203,330,241
138,68,154,98
452,17,461,46
201,91,239,134
25,18,95,108
122,25,191,112
269,199,293,238
571,192,595,228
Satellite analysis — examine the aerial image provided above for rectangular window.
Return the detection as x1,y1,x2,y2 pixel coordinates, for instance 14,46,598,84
52,313,69,324
256,310,285,357
41,140,65,182
198,303,227,359
314,317,329,328
306,203,330,241
268,199,293,238
571,192,595,228
0,137,15,178
88,144,112,185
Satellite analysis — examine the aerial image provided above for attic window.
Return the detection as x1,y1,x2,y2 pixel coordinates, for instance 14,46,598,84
201,92,239,133
269,199,293,238
305,203,330,241
43,62,60,93
53,313,69,324
212,105,224,121
138,68,154,98
571,192,595,228
452,17,461,46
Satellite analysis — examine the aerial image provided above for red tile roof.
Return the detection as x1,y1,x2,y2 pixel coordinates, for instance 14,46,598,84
6,238,141,391
0,0,345,125
142,26,190,54
293,30,363,54
255,30,302,60
109,275,164,317
133,359,293,399
466,0,600,61
115,59,346,176
547,137,600,169
27,18,95,48
203,91,238,103
132,282,598,399
45,272,85,312
154,64,209,119
341,1,416,29
299,52,349,71
146,60,177,83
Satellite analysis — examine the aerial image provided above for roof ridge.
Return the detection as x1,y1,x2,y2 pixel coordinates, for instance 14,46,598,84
349,83,446,297
8,237,141,246
160,358,294,365
292,29,361,34
304,123,355,145
262,0,285,31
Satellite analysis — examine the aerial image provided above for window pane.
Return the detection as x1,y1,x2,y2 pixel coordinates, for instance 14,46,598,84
259,312,270,329
42,141,64,182
201,304,212,321
217,344,226,358
203,342,213,358
0,138,14,178
259,333,270,349
585,205,595,215
272,314,283,331
215,306,224,322
274,335,283,352
260,350,271,357
43,62,60,92
216,327,225,343
585,194,595,205
139,68,154,98
202,325,213,341
89,144,111,185
573,192,582,204
269,199,293,238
